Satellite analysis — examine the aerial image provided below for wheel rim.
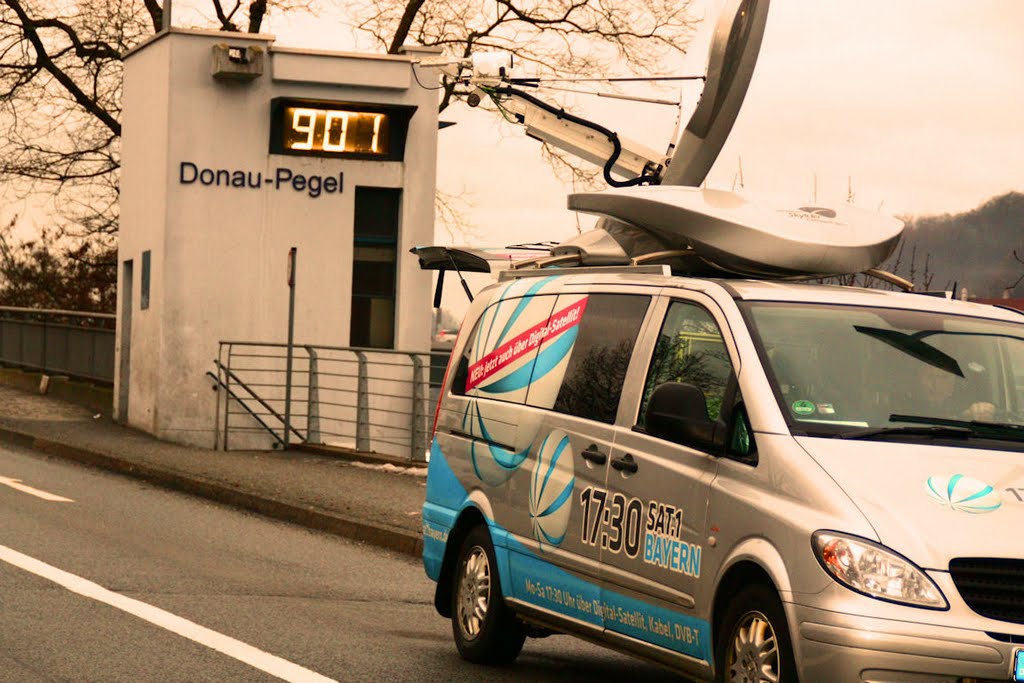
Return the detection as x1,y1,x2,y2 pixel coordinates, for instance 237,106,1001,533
726,610,781,683
457,546,491,640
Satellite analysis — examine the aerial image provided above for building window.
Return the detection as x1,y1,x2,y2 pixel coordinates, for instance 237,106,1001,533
351,187,400,348
141,250,151,310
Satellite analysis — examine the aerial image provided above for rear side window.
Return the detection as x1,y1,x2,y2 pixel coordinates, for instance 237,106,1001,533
528,293,650,424
451,289,650,425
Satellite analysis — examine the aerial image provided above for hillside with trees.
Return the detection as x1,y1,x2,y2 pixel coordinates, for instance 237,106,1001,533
886,191,1024,297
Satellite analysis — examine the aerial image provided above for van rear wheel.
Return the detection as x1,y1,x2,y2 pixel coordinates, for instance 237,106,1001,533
450,524,525,665
715,583,798,683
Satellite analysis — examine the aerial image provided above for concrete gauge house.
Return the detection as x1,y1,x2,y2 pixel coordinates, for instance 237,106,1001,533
116,28,438,450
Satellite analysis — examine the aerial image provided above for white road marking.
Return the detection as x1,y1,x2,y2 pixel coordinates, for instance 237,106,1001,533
0,544,338,683
0,476,74,502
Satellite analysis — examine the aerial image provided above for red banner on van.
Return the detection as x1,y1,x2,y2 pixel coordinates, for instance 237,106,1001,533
466,297,588,391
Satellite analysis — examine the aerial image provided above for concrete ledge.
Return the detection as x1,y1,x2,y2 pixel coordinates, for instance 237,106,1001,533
0,368,113,415
297,442,427,469
0,425,423,558
0,367,44,394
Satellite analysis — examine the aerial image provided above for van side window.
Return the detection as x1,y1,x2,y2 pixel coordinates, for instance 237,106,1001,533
526,294,650,424
639,301,733,426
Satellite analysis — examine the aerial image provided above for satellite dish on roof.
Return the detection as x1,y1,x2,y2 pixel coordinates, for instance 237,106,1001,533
567,186,904,277
555,0,776,270
662,0,771,187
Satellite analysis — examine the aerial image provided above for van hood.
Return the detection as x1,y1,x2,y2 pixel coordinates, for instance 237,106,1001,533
796,437,1024,570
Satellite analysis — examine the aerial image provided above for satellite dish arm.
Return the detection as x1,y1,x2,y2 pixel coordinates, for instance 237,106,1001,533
474,85,664,187
418,54,667,186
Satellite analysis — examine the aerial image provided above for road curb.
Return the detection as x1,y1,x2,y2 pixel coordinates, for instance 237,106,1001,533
0,425,424,558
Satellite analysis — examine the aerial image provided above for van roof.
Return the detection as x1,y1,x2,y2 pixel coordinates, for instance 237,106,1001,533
710,279,1024,323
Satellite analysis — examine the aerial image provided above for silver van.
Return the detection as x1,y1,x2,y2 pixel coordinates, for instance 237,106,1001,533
421,266,1024,682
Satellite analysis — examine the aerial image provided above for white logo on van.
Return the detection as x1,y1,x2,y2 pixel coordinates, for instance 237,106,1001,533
925,474,1002,514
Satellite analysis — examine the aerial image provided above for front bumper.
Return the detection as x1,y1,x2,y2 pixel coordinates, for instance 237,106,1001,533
788,602,1021,683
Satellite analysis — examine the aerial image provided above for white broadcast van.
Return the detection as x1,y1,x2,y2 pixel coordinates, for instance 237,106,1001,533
416,187,1024,683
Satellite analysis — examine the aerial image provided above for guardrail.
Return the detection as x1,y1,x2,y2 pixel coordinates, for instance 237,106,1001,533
0,306,116,384
213,341,452,462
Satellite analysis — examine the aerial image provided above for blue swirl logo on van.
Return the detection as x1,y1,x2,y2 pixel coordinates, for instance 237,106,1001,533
530,430,576,550
925,474,1002,514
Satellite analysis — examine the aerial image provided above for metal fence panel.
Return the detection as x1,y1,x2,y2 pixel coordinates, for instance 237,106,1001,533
216,341,452,462
0,307,115,384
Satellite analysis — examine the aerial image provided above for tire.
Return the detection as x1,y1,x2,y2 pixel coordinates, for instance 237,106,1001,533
450,524,526,666
715,583,799,683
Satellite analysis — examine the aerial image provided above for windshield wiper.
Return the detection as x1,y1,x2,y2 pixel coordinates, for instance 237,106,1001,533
853,326,963,377
890,414,1024,443
839,424,974,440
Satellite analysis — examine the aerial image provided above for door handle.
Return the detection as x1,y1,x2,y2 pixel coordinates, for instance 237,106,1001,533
580,445,607,465
611,453,638,474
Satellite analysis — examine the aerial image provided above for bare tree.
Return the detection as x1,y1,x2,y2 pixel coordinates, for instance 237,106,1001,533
0,0,314,308
351,0,698,185
0,0,310,235
0,214,117,310
2,0,695,270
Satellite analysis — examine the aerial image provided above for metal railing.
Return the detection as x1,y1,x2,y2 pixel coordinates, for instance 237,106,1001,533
0,306,116,384
214,341,452,461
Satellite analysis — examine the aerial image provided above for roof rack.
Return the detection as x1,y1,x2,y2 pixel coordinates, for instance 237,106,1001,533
498,264,671,281
862,268,914,292
411,245,916,305
503,246,914,292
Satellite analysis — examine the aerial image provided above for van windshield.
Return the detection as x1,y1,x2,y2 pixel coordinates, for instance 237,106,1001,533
743,301,1024,440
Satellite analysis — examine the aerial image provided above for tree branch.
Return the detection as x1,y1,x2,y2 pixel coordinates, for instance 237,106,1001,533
211,0,239,31
142,0,163,32
387,0,428,54
3,0,122,135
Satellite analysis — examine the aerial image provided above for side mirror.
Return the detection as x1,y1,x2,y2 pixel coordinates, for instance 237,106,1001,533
644,382,726,452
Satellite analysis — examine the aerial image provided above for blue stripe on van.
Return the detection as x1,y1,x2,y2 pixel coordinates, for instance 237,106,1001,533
493,277,556,347
475,405,529,470
537,476,575,518
538,435,570,501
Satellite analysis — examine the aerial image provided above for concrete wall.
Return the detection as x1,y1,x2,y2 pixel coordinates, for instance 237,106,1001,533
118,30,436,448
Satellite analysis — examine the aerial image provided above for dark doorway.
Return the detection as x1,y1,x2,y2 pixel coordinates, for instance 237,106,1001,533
118,259,133,422
351,187,400,348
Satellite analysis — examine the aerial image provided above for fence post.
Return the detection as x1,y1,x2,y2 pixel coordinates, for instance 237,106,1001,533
41,317,48,374
409,353,426,462
355,350,370,451
222,343,233,451
283,247,297,449
212,344,223,450
305,346,321,444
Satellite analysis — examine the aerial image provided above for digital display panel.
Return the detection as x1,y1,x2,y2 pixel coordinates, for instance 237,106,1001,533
269,98,416,161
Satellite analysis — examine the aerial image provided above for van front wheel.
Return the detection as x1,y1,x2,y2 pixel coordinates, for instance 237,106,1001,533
450,524,525,665
715,583,798,683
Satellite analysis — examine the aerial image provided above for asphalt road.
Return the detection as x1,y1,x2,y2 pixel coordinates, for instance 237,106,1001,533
0,442,683,682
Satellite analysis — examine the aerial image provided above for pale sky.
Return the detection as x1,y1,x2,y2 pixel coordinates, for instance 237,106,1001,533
4,1,1021,278
415,0,1024,249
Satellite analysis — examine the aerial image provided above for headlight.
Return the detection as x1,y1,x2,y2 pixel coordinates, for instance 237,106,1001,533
812,531,948,609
